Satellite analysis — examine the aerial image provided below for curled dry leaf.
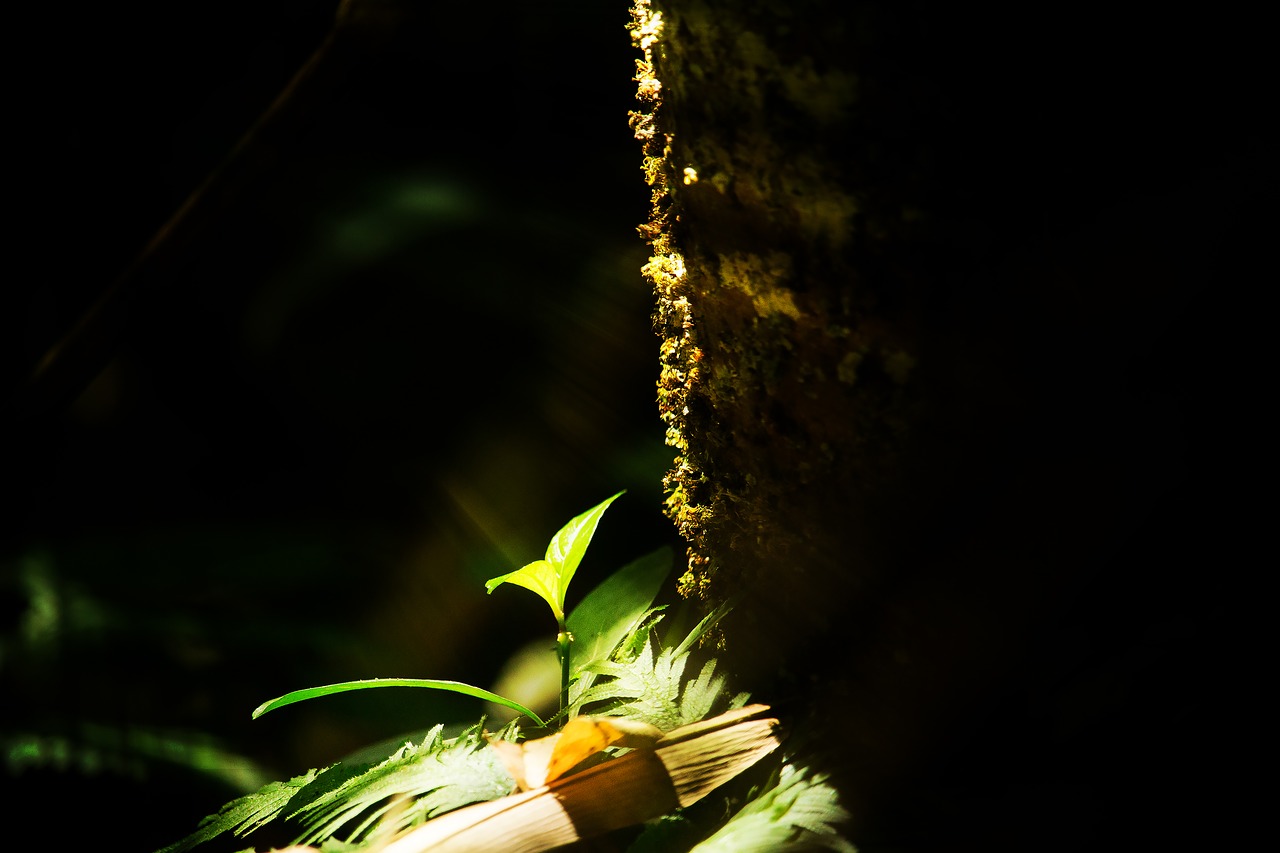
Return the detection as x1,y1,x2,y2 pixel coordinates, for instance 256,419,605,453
383,704,781,853
489,715,666,791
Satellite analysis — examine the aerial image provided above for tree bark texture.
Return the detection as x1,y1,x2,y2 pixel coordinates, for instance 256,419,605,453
632,0,1270,846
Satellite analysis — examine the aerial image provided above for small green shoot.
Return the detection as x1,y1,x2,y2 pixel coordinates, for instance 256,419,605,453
157,489,807,853
484,490,625,713
251,491,630,727
484,490,625,622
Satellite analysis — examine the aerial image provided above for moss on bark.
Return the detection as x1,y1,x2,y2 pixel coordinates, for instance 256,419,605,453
632,0,927,676
626,2,1266,839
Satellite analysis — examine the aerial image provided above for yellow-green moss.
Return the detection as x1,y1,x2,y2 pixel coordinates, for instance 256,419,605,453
631,0,920,622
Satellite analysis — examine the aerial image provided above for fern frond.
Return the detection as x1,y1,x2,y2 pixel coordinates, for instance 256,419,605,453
158,599,751,853
688,761,855,853
156,766,325,853
562,608,666,720
567,610,745,731
288,720,514,845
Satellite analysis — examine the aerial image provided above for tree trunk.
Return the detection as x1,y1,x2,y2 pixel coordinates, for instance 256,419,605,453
631,0,1269,847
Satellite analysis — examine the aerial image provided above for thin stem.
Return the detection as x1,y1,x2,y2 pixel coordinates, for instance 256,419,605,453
556,622,572,720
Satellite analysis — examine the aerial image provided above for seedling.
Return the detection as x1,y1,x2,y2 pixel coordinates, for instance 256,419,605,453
253,490,635,728
483,489,624,716
159,491,853,853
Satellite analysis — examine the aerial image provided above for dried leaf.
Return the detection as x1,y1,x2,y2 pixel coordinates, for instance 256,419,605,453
380,705,781,853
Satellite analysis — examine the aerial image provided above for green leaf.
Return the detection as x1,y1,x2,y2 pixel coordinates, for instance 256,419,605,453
484,490,625,621
566,546,672,675
154,767,324,853
484,559,561,618
252,679,545,727
672,597,736,658
687,762,855,853
568,613,746,731
288,722,514,845
545,490,625,601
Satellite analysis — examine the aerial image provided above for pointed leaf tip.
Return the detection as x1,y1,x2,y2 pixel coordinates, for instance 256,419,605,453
483,491,626,623
544,491,626,604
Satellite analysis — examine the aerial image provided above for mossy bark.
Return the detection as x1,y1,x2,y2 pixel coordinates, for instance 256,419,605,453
636,0,926,660
630,0,1266,838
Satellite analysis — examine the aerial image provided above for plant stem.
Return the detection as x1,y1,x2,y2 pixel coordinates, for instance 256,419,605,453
556,625,572,719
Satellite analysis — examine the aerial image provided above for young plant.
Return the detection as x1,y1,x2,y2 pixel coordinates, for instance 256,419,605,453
158,491,854,852
252,490,630,728
484,489,623,716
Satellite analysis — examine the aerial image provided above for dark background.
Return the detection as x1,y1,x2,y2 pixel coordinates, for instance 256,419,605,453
2,2,1271,851
3,2,680,849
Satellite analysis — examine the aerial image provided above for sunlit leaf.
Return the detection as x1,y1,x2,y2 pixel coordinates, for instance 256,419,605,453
546,491,625,604
289,722,513,845
252,678,546,727
568,611,747,731
484,559,562,618
484,491,625,622
156,767,324,853
567,546,672,675
686,762,855,853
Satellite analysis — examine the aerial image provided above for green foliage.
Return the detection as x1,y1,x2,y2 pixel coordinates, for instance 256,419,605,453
158,721,519,853
485,490,625,624
4,725,272,794
565,544,671,677
156,492,854,853
250,491,633,727
158,595,747,851
686,762,856,853
253,679,546,728
158,768,323,853
622,759,855,853
569,603,747,731
286,722,515,844
485,490,629,715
